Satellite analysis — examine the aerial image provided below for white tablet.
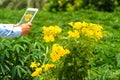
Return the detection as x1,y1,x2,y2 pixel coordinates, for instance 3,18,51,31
17,8,38,25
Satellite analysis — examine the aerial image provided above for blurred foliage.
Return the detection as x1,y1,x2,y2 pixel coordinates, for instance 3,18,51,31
0,0,120,12
0,0,47,10
43,0,82,11
82,0,116,12
43,0,120,12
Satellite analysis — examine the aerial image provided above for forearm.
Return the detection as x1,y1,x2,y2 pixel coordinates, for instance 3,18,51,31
0,24,22,38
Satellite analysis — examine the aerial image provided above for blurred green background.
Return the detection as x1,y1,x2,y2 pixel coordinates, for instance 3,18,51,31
0,0,120,80
0,0,120,12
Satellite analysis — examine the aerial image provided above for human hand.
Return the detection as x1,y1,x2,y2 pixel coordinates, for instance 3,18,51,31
21,23,32,35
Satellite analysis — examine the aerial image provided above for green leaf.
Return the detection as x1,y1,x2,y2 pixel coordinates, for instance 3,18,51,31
0,64,5,75
19,58,24,66
5,60,14,66
13,44,25,53
4,50,10,58
17,68,21,78
116,53,120,67
11,67,17,78
24,54,31,62
101,70,108,80
19,67,26,74
4,64,10,71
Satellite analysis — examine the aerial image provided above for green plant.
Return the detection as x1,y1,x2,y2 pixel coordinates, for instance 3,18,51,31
29,21,105,80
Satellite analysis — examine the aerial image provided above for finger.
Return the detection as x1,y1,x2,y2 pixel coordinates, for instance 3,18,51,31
27,24,32,27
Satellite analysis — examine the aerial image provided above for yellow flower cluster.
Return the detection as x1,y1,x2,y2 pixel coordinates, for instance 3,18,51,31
50,44,70,62
30,62,55,77
30,62,40,68
43,64,55,71
24,14,32,22
68,30,80,38
68,22,103,39
43,26,62,42
31,68,42,77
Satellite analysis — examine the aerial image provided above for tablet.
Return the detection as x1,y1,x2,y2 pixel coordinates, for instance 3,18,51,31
17,8,38,25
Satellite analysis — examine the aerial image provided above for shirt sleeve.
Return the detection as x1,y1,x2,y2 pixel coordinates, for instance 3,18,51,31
0,24,22,38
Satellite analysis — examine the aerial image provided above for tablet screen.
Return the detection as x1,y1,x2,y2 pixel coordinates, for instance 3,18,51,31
18,8,38,25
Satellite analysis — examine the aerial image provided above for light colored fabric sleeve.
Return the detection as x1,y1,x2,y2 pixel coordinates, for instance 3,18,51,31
0,24,22,38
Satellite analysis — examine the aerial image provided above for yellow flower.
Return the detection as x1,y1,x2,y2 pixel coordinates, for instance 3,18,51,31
43,64,55,71
52,44,64,54
88,23,103,39
65,49,70,55
68,22,74,26
24,14,32,22
68,30,80,38
69,22,83,30
90,24,103,32
94,31,103,39
56,46,66,57
50,44,70,62
52,44,58,52
30,62,40,68
73,22,83,29
50,52,60,62
31,68,42,77
82,28,93,36
43,35,55,42
54,26,62,36
82,21,88,27
69,21,103,39
42,26,62,42
43,27,51,36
